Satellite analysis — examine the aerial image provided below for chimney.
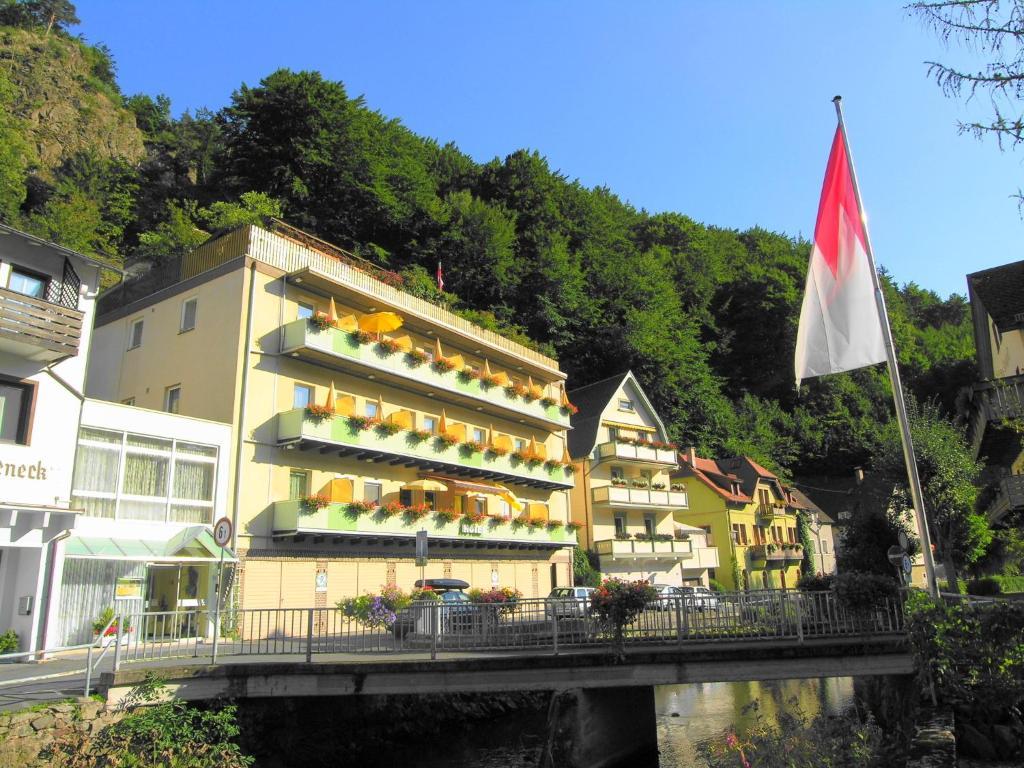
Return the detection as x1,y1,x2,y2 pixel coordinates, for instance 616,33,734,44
686,446,697,466
854,467,864,485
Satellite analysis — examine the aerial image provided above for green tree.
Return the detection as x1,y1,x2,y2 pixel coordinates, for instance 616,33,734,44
0,0,78,34
874,397,991,592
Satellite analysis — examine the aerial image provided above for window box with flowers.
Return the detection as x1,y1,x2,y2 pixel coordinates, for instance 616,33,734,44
300,494,331,514
546,520,564,530
309,313,336,332
464,508,488,525
503,384,519,401
406,428,431,444
347,415,377,432
304,404,335,423
510,450,530,464
378,500,406,518
525,516,546,529
486,444,509,458
565,522,581,533
610,477,627,487
347,499,377,516
404,503,431,522
375,420,403,437
614,531,633,541
650,482,666,490
560,402,579,416
630,478,650,489
673,530,690,541
405,349,429,367
521,389,538,403
350,329,374,345
540,396,558,408
376,338,402,356
92,608,132,647
456,368,480,384
435,432,459,449
431,357,456,374
460,440,485,456
670,483,686,492
435,508,461,524
480,373,502,389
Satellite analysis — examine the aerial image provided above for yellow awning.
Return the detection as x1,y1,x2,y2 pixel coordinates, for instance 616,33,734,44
602,420,656,432
403,479,448,492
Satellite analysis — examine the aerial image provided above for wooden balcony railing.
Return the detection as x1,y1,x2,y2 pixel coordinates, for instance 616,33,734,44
987,474,1024,523
0,287,82,359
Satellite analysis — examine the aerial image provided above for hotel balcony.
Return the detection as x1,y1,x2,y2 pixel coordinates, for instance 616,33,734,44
782,545,804,563
591,485,688,510
594,441,678,468
748,544,787,568
593,538,695,561
0,287,82,361
986,474,1024,524
962,373,1024,459
277,409,573,491
280,319,570,430
272,500,576,550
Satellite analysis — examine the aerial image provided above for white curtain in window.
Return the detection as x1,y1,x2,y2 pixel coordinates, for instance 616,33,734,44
72,444,121,493
123,453,169,497
173,459,213,501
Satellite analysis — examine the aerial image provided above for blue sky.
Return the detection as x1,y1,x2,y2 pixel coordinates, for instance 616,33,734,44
76,1,1022,299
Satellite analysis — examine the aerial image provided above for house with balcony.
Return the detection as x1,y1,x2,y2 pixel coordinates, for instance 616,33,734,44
566,372,718,587
673,451,804,590
960,260,1024,524
87,222,576,610
0,225,104,655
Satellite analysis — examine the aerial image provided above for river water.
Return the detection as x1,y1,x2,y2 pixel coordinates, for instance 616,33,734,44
655,677,855,767
404,677,855,768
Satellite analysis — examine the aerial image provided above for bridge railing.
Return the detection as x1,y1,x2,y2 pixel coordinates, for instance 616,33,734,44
106,589,905,668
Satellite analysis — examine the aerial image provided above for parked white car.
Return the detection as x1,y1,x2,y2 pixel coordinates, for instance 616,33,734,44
545,586,595,618
677,585,720,611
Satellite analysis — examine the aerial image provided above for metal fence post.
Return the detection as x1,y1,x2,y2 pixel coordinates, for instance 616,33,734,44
112,614,123,672
305,609,314,663
84,643,94,696
795,593,803,643
552,607,558,656
211,607,220,665
431,603,439,661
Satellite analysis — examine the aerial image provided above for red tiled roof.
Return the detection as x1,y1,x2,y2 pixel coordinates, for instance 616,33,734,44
679,456,751,504
745,458,778,479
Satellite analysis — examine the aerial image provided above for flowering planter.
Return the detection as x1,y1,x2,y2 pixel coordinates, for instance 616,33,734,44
280,320,569,428
94,630,132,648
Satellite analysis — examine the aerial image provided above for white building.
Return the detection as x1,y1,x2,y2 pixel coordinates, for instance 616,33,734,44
0,225,103,655
53,399,232,646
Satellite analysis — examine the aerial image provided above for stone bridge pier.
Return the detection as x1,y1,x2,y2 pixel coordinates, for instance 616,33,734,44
543,686,658,768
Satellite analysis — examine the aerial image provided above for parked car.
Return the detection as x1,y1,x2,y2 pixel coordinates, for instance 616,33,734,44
677,585,720,611
393,578,472,638
647,584,684,611
545,586,595,618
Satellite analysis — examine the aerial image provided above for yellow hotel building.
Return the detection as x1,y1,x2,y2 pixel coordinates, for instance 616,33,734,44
673,452,805,590
86,223,576,610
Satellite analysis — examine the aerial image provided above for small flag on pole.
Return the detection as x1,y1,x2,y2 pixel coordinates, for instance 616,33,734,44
794,126,887,388
437,261,444,292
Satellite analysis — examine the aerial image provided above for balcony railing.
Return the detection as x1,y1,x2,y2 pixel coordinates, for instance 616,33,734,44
782,545,804,563
986,474,1024,523
280,319,570,429
277,409,573,490
593,538,693,559
748,544,787,567
0,287,82,360
595,441,678,466
592,485,688,509
273,500,576,548
963,374,1024,457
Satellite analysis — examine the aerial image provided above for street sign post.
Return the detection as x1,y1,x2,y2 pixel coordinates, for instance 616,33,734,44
212,517,233,664
415,530,428,586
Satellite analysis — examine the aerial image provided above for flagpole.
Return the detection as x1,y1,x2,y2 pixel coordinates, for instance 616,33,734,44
832,95,939,598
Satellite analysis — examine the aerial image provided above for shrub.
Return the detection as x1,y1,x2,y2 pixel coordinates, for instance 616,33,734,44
573,546,601,587
590,578,658,657
708,579,727,593
797,572,836,591
834,571,899,612
0,629,18,653
966,576,1002,596
49,675,254,767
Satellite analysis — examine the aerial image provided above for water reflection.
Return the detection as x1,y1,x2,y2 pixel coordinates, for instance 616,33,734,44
655,677,854,767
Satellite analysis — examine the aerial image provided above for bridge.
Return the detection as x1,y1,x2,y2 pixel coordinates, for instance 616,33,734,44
91,590,912,768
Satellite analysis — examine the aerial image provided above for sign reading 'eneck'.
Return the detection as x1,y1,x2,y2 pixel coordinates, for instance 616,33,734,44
0,460,48,480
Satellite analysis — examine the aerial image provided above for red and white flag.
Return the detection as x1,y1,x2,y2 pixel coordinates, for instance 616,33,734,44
437,261,444,292
794,126,886,387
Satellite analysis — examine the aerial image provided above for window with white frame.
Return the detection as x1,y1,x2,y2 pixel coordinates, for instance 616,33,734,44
297,302,314,320
164,385,181,414
365,400,379,419
364,481,382,505
180,298,198,332
71,427,219,524
422,415,437,434
472,427,486,443
618,398,635,412
293,383,313,409
128,319,144,350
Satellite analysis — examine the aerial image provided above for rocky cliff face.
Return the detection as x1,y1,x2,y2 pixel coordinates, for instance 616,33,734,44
0,27,144,177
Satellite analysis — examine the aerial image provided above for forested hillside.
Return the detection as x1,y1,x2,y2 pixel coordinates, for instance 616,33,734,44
0,13,976,479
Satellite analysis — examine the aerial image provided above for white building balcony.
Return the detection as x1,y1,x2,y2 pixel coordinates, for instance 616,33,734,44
594,441,678,468
591,485,687,510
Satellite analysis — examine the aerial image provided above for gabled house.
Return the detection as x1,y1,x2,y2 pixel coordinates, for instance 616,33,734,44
567,372,719,587
673,451,804,590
